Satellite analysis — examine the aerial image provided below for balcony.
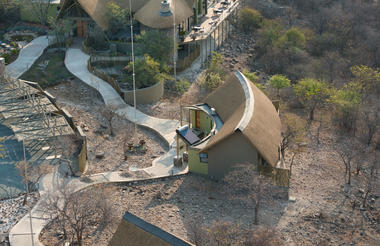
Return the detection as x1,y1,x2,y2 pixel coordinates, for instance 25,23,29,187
181,0,240,44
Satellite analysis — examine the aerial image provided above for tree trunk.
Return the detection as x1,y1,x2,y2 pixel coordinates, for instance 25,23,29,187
254,201,259,225
22,190,28,206
309,106,315,121
347,165,351,185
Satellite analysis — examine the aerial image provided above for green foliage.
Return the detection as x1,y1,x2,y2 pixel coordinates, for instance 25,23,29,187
276,27,306,50
20,51,72,88
242,69,258,83
207,52,225,77
48,17,74,48
0,0,20,24
137,30,173,65
293,78,330,120
106,2,129,34
239,7,263,32
242,69,267,93
124,55,168,89
269,74,290,97
175,80,190,95
350,65,380,93
199,72,223,91
330,82,362,131
269,74,290,89
256,19,283,50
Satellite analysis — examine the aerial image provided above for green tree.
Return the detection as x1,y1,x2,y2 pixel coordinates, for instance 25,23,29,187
207,51,224,77
106,2,129,35
330,82,362,132
124,55,168,89
350,65,380,93
137,30,173,65
256,19,283,53
293,78,330,121
269,74,290,98
276,27,306,50
239,7,263,32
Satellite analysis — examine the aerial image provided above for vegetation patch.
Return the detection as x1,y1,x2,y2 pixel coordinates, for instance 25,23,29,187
20,50,73,88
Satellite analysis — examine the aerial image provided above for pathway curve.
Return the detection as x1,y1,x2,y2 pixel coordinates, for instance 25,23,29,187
5,36,52,79
8,40,187,246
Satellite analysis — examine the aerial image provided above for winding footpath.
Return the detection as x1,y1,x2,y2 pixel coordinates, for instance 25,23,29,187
7,37,185,246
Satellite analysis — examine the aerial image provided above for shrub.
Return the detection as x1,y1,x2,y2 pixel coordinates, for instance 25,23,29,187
276,27,306,50
124,55,168,89
239,7,263,32
175,79,190,95
199,72,223,91
207,51,224,77
242,69,258,83
137,30,173,65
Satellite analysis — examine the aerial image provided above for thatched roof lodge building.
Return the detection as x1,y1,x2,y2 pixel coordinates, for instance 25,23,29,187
109,211,194,246
57,0,241,68
176,71,290,186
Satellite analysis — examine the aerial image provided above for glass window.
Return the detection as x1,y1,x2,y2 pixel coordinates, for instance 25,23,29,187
199,152,208,163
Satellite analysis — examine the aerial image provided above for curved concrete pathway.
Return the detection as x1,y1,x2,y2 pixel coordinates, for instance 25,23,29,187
5,36,52,79
8,39,187,246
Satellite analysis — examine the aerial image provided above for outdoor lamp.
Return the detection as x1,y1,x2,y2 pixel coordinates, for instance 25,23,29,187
159,0,173,16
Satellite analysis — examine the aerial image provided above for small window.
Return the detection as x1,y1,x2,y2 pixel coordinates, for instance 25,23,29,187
199,153,208,163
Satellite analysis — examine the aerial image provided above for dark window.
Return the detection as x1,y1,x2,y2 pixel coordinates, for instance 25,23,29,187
200,153,208,163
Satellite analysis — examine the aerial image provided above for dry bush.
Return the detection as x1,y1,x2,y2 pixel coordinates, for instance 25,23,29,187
40,184,114,246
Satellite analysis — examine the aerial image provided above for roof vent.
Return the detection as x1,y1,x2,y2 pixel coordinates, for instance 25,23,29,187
210,107,216,115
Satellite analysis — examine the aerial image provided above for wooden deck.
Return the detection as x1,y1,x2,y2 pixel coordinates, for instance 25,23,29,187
182,0,240,44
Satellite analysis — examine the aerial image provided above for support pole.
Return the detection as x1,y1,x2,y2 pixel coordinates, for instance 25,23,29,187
129,0,137,136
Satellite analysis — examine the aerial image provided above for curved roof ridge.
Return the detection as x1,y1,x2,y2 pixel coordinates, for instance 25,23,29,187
234,71,254,132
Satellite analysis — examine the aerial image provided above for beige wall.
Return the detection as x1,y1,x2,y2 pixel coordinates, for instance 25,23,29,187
122,80,164,105
207,131,259,178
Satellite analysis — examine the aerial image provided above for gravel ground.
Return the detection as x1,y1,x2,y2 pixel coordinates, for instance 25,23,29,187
40,175,289,246
0,192,39,244
46,79,167,175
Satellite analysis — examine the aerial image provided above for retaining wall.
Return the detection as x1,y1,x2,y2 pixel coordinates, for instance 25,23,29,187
122,80,164,105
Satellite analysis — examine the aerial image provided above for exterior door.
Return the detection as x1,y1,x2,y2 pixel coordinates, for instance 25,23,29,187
76,20,88,37
196,111,200,129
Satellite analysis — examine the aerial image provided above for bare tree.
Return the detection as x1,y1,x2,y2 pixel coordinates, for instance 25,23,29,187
224,164,274,225
362,150,379,208
16,161,52,205
25,0,53,28
335,138,362,186
51,135,80,176
280,114,307,160
101,105,118,136
245,226,284,246
360,108,379,146
40,184,113,246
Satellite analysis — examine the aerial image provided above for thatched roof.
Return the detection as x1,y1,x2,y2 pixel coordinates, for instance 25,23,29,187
202,71,282,168
135,0,193,29
109,212,194,246
58,0,194,29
